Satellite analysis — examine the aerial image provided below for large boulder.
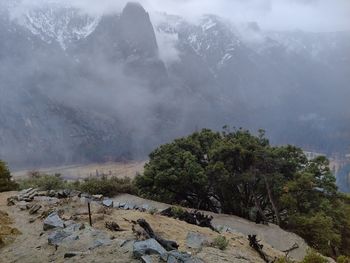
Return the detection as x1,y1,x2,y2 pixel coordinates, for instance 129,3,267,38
141,255,154,263
43,212,65,231
89,238,112,250
102,199,113,207
133,239,167,259
48,230,74,245
165,250,204,263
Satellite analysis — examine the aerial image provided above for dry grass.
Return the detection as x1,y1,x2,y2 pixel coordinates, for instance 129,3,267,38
0,210,21,247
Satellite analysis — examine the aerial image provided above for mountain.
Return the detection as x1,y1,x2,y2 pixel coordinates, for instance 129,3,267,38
156,14,350,151
0,1,349,168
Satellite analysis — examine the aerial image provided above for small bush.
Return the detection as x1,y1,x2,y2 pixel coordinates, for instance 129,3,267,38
18,173,136,197
337,256,350,263
18,173,65,191
212,235,229,250
170,206,186,218
301,250,327,263
77,176,136,197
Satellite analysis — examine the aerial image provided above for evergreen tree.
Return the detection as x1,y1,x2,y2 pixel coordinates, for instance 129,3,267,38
135,127,350,257
0,160,17,192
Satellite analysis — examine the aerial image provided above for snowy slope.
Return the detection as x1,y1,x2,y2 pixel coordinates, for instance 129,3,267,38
9,2,100,49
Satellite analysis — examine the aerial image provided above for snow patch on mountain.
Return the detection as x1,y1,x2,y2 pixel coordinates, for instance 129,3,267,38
201,18,216,31
218,53,232,67
10,2,100,49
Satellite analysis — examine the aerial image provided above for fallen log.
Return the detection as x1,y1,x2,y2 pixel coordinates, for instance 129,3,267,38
248,234,270,263
136,219,179,251
282,242,299,256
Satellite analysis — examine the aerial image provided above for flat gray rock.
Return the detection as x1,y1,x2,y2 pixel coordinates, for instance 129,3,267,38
65,222,85,232
125,203,135,210
164,251,204,263
89,238,112,250
48,230,72,245
185,232,208,249
167,255,178,263
166,251,191,262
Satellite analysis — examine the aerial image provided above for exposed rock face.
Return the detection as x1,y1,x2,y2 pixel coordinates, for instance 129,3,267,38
119,2,158,58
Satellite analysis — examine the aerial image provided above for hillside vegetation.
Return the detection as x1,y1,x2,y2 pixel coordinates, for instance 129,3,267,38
135,128,350,258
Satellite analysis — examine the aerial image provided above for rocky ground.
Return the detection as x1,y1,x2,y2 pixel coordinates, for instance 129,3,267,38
111,194,309,261
0,189,323,263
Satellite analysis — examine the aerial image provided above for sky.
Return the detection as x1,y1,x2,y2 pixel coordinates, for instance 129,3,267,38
10,0,350,32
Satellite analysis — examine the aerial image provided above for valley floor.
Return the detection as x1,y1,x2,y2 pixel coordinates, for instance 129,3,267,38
12,161,146,180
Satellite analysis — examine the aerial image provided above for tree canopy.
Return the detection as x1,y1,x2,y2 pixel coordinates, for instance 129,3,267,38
135,128,350,257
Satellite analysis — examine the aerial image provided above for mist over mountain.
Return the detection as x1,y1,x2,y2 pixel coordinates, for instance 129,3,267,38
0,1,349,169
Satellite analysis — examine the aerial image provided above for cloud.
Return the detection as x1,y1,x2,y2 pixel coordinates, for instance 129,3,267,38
7,0,350,32
155,30,180,66
143,0,350,32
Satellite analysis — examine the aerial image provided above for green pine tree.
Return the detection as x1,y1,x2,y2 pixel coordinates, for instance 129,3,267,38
0,160,17,192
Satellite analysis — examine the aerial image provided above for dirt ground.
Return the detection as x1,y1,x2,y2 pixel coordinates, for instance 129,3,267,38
0,191,285,263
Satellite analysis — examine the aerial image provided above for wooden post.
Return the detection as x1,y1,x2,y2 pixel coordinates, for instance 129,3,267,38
88,201,92,227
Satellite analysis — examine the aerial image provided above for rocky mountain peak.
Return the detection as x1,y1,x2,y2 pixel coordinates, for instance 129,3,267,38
122,2,146,15
120,2,158,58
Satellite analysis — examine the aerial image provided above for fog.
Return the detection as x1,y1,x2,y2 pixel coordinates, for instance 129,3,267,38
10,0,350,32
0,0,350,171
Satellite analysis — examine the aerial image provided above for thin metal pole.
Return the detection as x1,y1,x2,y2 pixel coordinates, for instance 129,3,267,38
88,202,92,226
